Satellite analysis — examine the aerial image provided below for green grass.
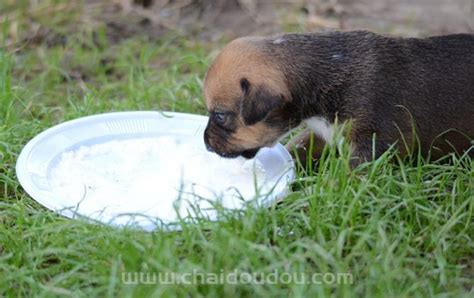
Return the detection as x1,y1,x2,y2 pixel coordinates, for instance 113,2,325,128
1,3,473,297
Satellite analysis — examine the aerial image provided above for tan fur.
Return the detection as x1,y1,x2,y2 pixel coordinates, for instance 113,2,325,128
230,122,281,148
204,37,288,111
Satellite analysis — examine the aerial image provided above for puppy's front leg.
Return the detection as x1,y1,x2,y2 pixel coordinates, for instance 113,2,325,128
287,129,387,169
286,128,327,167
349,134,390,168
349,143,371,168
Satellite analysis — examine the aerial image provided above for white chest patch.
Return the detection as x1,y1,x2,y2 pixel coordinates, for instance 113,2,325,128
304,117,334,144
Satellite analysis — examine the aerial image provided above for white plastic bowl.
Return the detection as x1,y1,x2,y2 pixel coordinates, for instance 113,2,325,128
16,111,295,230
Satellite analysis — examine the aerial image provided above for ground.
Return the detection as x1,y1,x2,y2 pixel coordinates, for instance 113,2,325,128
0,0,473,296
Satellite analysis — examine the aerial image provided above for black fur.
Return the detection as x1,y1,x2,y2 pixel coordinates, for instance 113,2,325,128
240,78,285,126
261,31,474,161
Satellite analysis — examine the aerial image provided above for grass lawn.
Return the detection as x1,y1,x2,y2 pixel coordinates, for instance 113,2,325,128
1,2,473,297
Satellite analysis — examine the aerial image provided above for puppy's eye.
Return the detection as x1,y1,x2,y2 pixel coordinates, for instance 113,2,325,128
213,111,226,124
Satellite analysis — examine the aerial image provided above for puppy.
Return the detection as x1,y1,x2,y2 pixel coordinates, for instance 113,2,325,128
203,30,474,166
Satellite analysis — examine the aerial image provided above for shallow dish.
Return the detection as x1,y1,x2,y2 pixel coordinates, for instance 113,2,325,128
16,111,295,230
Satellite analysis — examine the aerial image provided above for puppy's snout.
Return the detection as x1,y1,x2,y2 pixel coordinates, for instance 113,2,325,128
241,148,259,159
205,142,215,153
203,129,215,153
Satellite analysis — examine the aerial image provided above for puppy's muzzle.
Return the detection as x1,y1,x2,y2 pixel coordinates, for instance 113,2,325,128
239,148,259,159
203,129,214,152
203,129,260,159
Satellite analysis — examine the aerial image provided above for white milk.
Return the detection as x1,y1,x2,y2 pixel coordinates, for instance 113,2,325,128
49,136,266,223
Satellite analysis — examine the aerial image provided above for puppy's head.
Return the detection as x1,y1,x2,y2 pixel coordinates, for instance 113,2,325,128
203,37,294,158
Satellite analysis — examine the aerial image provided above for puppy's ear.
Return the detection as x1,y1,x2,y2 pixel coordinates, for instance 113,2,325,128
240,78,284,126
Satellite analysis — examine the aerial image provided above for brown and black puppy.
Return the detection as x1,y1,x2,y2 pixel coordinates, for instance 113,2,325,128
203,30,474,166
